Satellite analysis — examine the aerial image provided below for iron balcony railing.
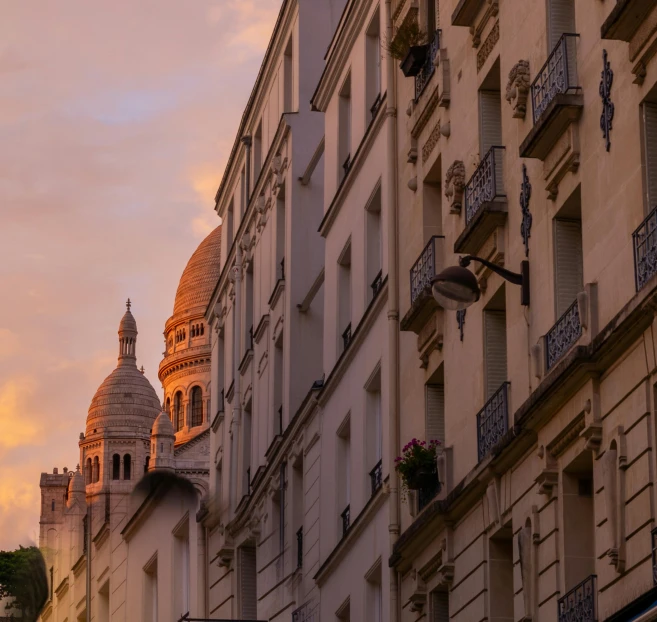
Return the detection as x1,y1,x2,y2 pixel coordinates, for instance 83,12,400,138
465,146,506,225
652,527,657,585
217,388,225,416
292,602,319,622
633,206,657,291
370,93,383,119
341,504,350,537
417,468,440,512
477,382,510,463
371,269,383,298
531,33,581,125
246,467,251,496
343,154,352,176
557,575,597,622
342,323,352,351
545,299,582,371
296,527,303,569
280,257,285,281
415,29,441,100
369,459,383,496
277,404,283,436
410,236,444,306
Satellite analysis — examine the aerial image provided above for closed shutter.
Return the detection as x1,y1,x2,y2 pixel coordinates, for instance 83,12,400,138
426,384,445,445
431,590,450,622
644,103,657,212
548,0,576,49
554,219,583,317
239,547,257,619
479,90,502,155
484,310,507,400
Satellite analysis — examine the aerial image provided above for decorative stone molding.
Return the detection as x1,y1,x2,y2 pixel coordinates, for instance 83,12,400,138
506,60,530,119
407,570,427,612
581,379,603,454
543,124,580,201
602,427,627,573
485,478,501,529
422,122,441,164
407,137,418,163
408,176,418,192
418,310,443,369
476,20,499,72
535,445,558,496
440,121,450,138
445,160,466,213
216,545,234,568
470,0,499,48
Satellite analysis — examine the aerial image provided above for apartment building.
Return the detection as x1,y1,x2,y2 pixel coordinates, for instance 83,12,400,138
202,0,346,619
391,0,657,621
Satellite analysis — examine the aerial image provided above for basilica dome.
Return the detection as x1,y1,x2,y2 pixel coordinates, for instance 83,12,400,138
85,302,161,437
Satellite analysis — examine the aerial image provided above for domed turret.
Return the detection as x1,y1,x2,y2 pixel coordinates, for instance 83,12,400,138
67,465,86,509
150,411,175,472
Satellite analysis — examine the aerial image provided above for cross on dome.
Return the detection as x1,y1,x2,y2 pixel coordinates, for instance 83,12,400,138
126,298,131,311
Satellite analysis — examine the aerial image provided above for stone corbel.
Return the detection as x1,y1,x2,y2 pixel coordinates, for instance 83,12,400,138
407,137,418,163
531,339,545,380
247,515,261,541
506,60,530,119
581,383,603,454
408,176,418,192
517,518,534,621
578,283,599,343
217,545,234,568
445,160,465,214
602,427,627,573
438,50,451,109
535,446,558,496
407,570,427,612
436,531,455,586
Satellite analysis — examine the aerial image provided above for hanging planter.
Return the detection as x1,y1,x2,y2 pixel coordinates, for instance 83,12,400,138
406,464,438,490
400,44,429,77
395,439,440,499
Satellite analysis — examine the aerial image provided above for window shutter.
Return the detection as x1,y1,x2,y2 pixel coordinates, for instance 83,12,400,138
479,90,502,155
425,385,445,445
644,103,657,212
431,590,450,622
484,310,507,400
554,219,583,317
239,547,257,619
548,0,576,49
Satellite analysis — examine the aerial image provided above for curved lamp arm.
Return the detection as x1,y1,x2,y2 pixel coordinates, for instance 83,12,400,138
460,255,530,306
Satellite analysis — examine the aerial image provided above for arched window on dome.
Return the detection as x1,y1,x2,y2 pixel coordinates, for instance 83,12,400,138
112,454,120,480
174,391,183,432
93,456,100,483
123,454,131,480
191,326,196,338
201,324,204,335
166,397,171,417
85,458,92,485
191,386,203,427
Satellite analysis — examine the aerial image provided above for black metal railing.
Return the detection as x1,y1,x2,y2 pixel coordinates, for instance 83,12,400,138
369,459,383,496
410,236,444,306
291,602,319,622
633,206,657,291
280,257,285,281
371,269,383,298
370,93,383,119
545,299,582,371
531,33,580,124
341,505,350,537
415,29,441,100
465,146,506,225
296,527,303,569
342,323,352,351
477,382,510,463
418,472,440,512
277,404,283,435
557,575,597,622
218,389,225,413
246,467,251,496
249,325,254,350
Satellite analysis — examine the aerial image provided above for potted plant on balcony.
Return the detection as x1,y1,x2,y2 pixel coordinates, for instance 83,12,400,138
384,20,428,77
395,439,440,500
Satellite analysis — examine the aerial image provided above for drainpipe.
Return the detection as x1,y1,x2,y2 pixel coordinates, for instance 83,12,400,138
230,245,243,516
385,2,400,622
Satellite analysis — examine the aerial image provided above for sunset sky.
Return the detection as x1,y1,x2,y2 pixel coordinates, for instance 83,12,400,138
0,0,281,551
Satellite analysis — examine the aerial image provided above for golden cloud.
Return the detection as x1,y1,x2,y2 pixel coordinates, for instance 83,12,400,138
0,376,43,448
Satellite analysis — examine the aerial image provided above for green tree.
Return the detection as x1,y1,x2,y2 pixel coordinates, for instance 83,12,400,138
0,546,48,621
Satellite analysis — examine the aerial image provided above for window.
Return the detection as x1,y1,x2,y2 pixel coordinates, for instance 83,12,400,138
238,546,257,620
174,391,184,432
276,196,285,280
488,530,512,621
273,335,284,438
423,0,438,33
165,397,171,417
283,36,294,113
144,456,150,474
253,121,263,184
426,379,445,446
483,288,507,399
240,166,246,218
226,201,235,250
51,499,55,512
98,580,110,622
366,563,383,622
279,463,286,553
337,415,351,538
292,459,303,567
548,0,576,50
85,458,92,485
365,9,381,119
642,102,657,211
93,456,100,483
430,589,450,622
338,74,352,181
143,556,158,622
338,241,352,353
365,367,382,495
479,61,502,157
112,454,120,481
173,522,190,618
553,187,583,317
245,264,254,353
242,401,252,497
366,186,382,301
190,386,203,427
123,454,131,480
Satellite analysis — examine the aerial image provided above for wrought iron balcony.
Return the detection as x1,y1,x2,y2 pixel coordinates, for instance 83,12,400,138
410,236,443,306
633,206,657,291
557,575,597,622
415,30,441,100
342,154,352,177
277,404,283,436
369,459,383,496
464,146,506,226
341,504,350,537
546,299,582,371
417,469,440,512
371,269,383,298
370,93,383,119
296,527,303,569
292,602,319,622
521,34,582,160
280,257,285,281
342,323,352,351
477,382,509,463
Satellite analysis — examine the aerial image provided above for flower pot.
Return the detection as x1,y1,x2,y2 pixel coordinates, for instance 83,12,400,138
400,44,429,77
406,466,438,490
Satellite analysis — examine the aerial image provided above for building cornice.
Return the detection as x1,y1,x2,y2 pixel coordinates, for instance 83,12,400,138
174,428,210,457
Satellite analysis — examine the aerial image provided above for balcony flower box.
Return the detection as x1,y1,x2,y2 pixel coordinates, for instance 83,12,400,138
400,45,428,77
395,439,440,499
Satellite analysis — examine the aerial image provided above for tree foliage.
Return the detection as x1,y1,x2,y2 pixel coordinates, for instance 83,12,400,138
383,20,428,61
0,546,48,621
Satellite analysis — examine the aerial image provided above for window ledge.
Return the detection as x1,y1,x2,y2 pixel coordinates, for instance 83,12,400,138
268,278,285,309
453,201,507,254
451,0,485,27
239,348,254,376
400,289,440,334
601,0,657,41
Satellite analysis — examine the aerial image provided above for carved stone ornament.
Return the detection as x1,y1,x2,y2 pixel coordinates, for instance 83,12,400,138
506,60,530,119
445,160,466,213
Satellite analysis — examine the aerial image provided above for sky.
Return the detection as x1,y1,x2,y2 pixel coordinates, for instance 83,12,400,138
0,0,281,551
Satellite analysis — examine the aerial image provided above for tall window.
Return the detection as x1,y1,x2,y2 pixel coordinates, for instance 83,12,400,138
338,241,352,353
173,521,190,618
226,200,235,251
553,187,583,318
174,391,184,432
483,288,508,399
337,415,351,538
366,563,383,622
283,36,294,113
165,397,171,418
274,335,284,438
642,102,657,211
426,379,445,446
190,386,203,427
338,74,352,181
93,456,100,483
365,367,382,494
366,186,382,301
123,454,131,481
488,531,513,621
238,546,258,620
253,121,263,184
276,196,285,281
548,0,576,50
430,589,450,622
85,458,92,485
112,454,120,481
144,456,150,474
365,9,381,118
245,264,254,353
143,556,158,622
479,61,502,157
242,401,252,497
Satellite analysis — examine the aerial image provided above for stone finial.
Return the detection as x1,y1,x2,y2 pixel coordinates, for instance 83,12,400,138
445,160,466,214
506,60,530,119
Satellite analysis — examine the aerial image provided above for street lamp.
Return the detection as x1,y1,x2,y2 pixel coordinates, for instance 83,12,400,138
431,256,530,310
